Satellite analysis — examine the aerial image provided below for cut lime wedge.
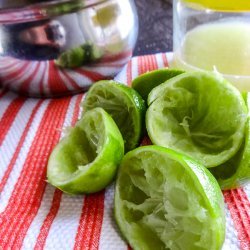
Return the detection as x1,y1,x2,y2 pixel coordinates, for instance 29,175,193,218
132,69,184,101
47,107,124,194
115,146,225,250
210,93,250,189
82,80,146,152
146,72,247,168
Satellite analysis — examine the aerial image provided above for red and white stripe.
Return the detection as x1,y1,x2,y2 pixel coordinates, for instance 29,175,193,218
222,204,241,249
0,53,249,249
39,96,83,248
4,61,38,87
115,53,169,85
0,62,26,77
41,61,50,96
155,53,169,68
0,57,25,72
0,91,18,120
58,70,81,91
0,100,51,213
0,99,41,184
224,189,250,250
0,58,22,70
42,193,84,250
61,69,93,89
0,97,71,248
1,61,32,91
0,96,26,146
28,62,46,94
74,190,105,250
244,184,250,201
137,54,158,76
22,94,83,249
19,62,44,94
99,186,127,250
0,51,132,96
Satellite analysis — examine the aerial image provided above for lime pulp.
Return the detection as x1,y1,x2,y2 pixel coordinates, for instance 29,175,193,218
82,80,146,152
146,72,247,168
47,107,124,194
115,146,225,250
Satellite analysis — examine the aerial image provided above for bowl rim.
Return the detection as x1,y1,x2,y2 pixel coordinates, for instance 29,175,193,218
0,0,109,24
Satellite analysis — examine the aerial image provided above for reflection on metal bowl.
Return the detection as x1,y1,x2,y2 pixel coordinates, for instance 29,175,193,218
0,0,138,97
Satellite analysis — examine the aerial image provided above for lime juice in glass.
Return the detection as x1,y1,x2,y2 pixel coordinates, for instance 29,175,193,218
172,0,250,91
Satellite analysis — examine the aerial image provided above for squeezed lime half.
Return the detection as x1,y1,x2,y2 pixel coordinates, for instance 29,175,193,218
47,107,124,194
82,80,146,152
115,146,225,250
210,92,250,189
132,68,184,101
146,72,247,168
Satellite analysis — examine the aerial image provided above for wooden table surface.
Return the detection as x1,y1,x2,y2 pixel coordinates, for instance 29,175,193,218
134,0,173,56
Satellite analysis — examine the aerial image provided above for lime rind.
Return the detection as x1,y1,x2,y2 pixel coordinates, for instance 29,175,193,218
131,68,185,101
47,107,124,194
82,80,146,152
146,72,248,168
210,93,250,189
115,146,225,250
147,72,189,106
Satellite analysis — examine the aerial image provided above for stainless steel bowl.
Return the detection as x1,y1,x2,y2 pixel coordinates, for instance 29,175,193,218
0,0,138,97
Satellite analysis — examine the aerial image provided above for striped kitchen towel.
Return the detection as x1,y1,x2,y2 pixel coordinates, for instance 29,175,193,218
0,53,249,250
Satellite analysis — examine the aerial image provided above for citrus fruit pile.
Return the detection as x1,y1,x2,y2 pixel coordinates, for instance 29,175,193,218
47,68,250,249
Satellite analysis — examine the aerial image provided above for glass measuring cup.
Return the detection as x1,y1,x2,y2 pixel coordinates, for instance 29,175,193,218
172,0,250,91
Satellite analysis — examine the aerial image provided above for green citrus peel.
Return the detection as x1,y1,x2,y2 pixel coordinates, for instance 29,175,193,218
47,107,124,194
82,80,146,152
210,93,250,189
146,72,247,168
115,146,225,250
132,68,184,101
